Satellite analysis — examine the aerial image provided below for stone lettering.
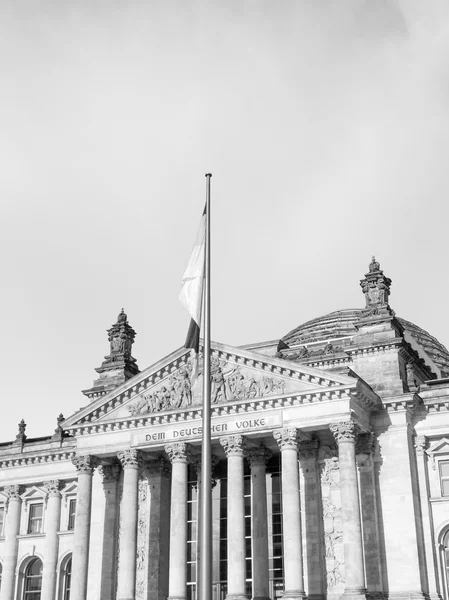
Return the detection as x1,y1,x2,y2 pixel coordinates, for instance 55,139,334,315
145,432,166,442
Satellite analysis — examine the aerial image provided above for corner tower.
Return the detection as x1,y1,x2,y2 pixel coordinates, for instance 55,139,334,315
82,309,140,400
352,258,433,396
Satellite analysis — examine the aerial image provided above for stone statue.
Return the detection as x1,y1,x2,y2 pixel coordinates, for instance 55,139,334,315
128,357,289,416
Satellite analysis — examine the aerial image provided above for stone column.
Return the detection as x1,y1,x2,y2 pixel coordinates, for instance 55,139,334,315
415,436,442,600
220,434,249,600
0,485,22,600
329,421,366,600
41,480,62,600
249,445,272,600
98,464,121,600
165,442,191,600
298,440,324,600
273,428,306,600
146,458,172,600
72,455,96,600
116,450,141,600
355,434,383,598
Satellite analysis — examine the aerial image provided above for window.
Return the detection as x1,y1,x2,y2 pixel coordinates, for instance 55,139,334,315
440,461,449,496
68,500,76,530
28,504,43,534
187,467,198,600
0,506,4,536
23,558,42,600
267,454,284,598
0,562,2,591
63,558,72,600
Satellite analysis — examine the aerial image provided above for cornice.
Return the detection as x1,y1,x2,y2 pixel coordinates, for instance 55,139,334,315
65,343,357,430
381,392,423,414
346,339,403,357
0,451,76,470
65,383,362,437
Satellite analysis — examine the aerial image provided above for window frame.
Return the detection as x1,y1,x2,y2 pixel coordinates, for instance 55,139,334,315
67,499,76,531
439,460,449,497
23,557,43,600
27,502,44,535
0,505,5,537
62,557,72,600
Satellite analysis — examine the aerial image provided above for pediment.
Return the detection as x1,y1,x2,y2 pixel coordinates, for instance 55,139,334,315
427,438,449,456
21,485,46,508
63,342,358,431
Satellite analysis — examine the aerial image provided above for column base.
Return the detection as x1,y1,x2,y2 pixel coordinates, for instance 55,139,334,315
282,591,307,600
385,593,431,600
252,597,271,600
168,597,187,600
226,595,250,600
341,588,367,600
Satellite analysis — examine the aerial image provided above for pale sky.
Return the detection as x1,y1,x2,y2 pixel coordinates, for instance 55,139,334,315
1,0,449,441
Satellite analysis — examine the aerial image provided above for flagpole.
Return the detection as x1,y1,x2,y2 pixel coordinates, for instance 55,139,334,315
199,173,212,600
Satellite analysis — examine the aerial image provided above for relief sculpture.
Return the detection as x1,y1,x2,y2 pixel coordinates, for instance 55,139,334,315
135,477,148,599
319,446,345,596
128,356,286,416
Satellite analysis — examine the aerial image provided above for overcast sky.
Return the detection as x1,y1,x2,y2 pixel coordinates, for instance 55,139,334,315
1,0,448,441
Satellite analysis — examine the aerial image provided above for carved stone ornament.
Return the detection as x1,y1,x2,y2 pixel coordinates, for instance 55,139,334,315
298,439,319,460
248,445,272,467
117,449,141,469
72,455,97,474
164,442,190,464
136,475,148,599
356,432,374,455
220,435,247,457
128,356,286,417
98,464,121,483
415,435,428,455
273,427,299,451
4,484,22,500
359,257,393,319
43,480,61,497
329,421,357,444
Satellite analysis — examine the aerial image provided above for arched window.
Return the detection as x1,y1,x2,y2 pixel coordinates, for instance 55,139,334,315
63,558,72,600
23,558,42,600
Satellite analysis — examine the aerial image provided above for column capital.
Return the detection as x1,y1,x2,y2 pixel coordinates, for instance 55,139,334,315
98,463,121,483
273,427,299,451
220,434,247,457
165,442,191,464
4,484,23,501
355,432,374,455
72,454,98,475
43,479,62,498
415,435,428,455
248,445,272,467
298,439,319,461
117,449,141,469
329,420,357,444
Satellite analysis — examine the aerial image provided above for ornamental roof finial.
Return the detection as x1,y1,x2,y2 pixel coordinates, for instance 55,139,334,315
359,257,393,320
13,418,27,445
82,310,139,399
117,308,127,323
369,256,380,272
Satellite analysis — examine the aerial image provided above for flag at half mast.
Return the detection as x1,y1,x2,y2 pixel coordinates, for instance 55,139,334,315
179,204,206,359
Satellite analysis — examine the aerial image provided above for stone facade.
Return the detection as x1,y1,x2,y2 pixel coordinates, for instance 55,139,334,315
2,260,449,600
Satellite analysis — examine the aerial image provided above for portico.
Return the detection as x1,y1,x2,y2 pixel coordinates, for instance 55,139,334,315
3,260,448,600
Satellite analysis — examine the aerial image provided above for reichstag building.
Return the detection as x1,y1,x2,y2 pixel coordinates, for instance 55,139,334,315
1,258,449,600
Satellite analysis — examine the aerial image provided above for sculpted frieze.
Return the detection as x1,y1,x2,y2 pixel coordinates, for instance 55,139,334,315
128,356,286,417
